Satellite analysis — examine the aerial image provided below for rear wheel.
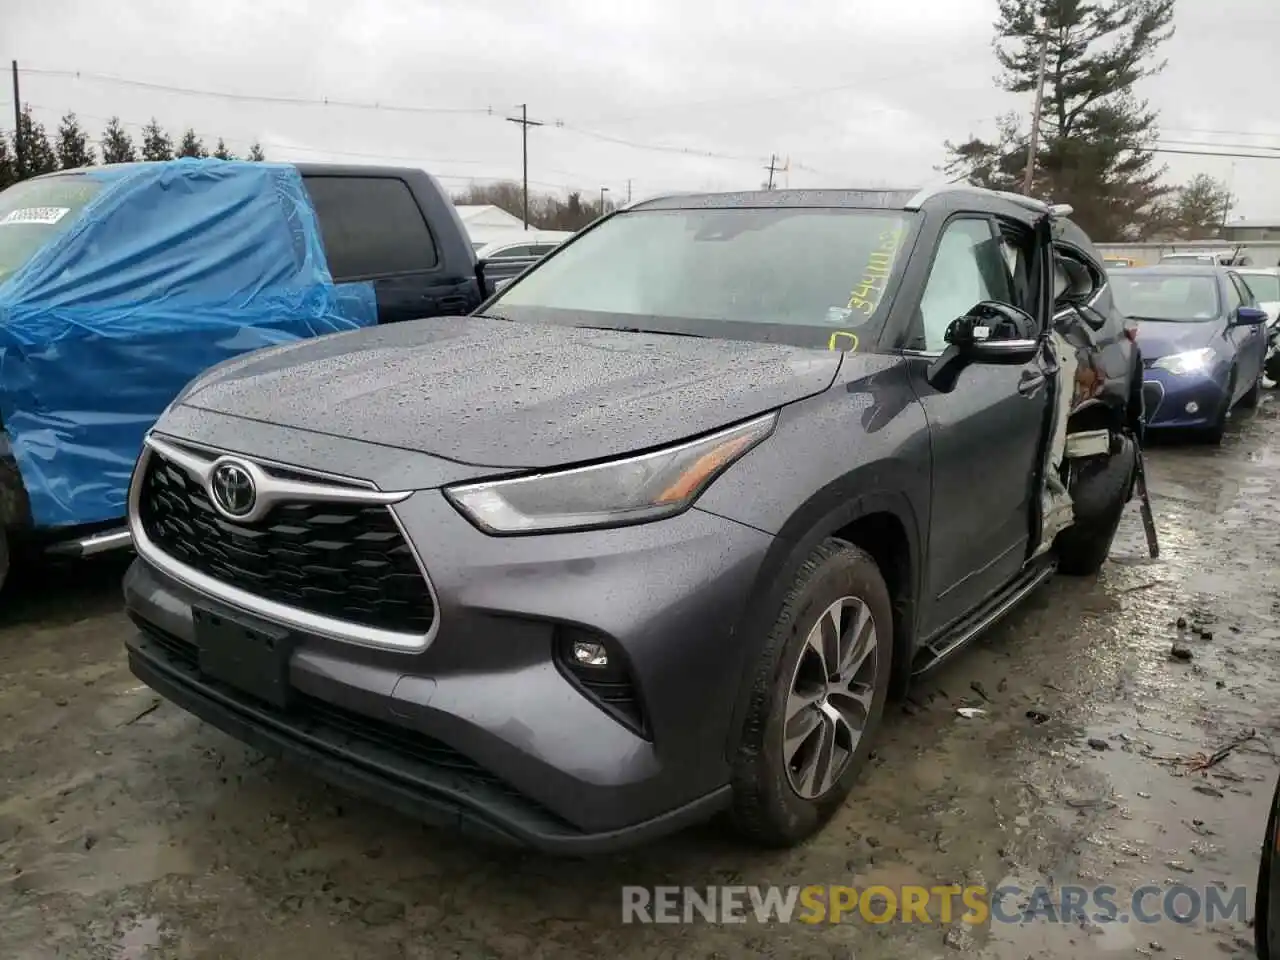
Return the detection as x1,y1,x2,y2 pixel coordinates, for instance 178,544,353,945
730,539,894,847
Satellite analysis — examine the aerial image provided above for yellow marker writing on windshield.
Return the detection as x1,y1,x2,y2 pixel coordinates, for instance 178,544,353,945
828,331,859,352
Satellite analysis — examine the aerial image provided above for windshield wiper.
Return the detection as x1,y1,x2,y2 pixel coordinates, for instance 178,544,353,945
574,324,708,339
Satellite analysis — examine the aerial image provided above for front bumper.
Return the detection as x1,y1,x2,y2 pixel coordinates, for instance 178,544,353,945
1141,368,1230,429
124,487,774,852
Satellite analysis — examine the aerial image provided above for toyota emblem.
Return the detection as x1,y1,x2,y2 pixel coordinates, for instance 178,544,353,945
210,461,256,519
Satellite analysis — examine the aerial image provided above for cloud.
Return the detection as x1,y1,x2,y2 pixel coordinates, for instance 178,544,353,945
3,0,1278,220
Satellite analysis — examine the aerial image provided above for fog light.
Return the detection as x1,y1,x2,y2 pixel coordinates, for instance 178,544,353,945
1185,401,1199,414
571,640,609,667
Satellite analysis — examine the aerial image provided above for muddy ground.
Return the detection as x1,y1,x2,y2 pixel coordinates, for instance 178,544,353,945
2,400,1279,960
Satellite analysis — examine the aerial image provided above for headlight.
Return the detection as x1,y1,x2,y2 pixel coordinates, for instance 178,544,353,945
1152,347,1215,375
444,413,777,534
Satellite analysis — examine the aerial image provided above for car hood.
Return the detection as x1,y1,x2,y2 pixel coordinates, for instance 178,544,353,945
179,315,843,468
1131,318,1218,360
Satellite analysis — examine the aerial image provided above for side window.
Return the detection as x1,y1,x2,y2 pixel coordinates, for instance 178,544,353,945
1228,273,1254,307
529,244,558,256
303,176,438,280
1225,274,1244,312
489,245,536,259
998,227,1037,314
916,218,1013,352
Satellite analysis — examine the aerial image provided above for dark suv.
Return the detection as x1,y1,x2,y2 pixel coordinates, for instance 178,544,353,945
123,186,1142,852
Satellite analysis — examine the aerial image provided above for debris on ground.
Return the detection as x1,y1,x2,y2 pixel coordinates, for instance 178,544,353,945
1027,710,1051,725
969,681,991,702
1180,729,1257,772
1170,642,1193,661
1087,738,1111,751
1193,785,1225,798
956,707,986,720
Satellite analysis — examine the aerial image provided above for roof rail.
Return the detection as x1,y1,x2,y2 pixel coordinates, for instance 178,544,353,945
906,184,1074,219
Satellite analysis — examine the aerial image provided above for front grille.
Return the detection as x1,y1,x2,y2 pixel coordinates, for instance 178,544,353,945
138,450,434,635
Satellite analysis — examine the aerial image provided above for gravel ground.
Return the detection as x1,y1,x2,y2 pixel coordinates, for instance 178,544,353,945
2,396,1278,959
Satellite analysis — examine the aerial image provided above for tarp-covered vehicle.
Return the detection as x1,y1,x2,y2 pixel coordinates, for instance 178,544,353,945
0,160,384,589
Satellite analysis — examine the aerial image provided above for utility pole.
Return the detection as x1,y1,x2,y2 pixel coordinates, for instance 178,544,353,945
1022,25,1050,196
506,104,544,230
764,154,778,190
11,61,24,180
626,179,632,203
599,186,609,213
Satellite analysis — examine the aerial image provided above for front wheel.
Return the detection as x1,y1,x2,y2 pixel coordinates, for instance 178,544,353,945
1056,435,1136,576
1266,350,1280,383
1240,368,1263,409
730,539,894,847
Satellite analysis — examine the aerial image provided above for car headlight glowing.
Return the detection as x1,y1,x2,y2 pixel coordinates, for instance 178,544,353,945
1152,347,1215,375
444,413,777,534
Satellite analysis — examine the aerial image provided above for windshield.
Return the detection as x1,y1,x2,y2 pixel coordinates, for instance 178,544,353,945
1110,273,1221,322
1240,273,1280,302
0,175,104,286
488,207,913,347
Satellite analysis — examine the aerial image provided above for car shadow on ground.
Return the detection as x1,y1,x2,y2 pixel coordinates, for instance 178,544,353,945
0,550,134,632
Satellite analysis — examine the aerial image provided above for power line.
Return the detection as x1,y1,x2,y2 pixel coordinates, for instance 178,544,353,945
1152,147,1280,160
1157,138,1280,153
17,67,493,116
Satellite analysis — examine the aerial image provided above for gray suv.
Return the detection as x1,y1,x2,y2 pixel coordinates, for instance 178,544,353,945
124,186,1143,852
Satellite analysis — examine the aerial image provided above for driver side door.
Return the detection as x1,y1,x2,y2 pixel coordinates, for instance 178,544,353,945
908,216,1053,637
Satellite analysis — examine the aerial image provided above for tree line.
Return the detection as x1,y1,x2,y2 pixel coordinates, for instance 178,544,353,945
0,105,266,190
946,0,1234,241
451,182,620,233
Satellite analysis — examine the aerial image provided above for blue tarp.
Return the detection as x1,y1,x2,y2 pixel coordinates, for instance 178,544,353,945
0,159,377,528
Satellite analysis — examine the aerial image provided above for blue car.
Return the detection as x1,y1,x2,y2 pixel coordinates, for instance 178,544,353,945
1109,265,1270,443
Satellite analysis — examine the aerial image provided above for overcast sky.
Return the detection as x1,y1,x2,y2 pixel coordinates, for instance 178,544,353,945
4,0,1279,227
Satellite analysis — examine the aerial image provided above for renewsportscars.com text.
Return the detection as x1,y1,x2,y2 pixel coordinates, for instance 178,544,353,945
621,884,1249,925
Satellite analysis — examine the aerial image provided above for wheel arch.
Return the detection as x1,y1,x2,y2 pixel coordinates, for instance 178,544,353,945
722,482,923,761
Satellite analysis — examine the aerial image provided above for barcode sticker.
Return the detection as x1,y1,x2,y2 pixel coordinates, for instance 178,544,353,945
0,206,72,226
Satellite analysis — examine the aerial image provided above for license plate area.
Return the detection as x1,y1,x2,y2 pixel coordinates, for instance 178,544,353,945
193,606,294,710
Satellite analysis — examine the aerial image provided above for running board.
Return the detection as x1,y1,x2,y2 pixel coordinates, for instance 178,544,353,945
45,528,133,557
912,560,1057,677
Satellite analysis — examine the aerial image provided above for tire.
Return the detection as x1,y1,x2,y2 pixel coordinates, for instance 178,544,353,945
1056,435,1136,576
730,538,894,847
1240,369,1262,409
1199,369,1235,445
1266,351,1280,383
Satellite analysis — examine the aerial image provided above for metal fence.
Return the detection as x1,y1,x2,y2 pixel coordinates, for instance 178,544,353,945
1095,241,1280,267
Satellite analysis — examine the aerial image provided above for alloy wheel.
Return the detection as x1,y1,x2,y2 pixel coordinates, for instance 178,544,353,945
783,596,879,799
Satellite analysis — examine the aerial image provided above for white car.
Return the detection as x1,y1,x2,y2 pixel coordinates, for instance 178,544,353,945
475,231,573,261
1237,267,1280,385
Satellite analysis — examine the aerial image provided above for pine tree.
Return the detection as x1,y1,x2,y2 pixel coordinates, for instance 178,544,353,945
247,142,266,162
212,138,236,160
55,112,96,170
944,0,1176,239
100,118,138,165
140,119,173,162
176,128,208,159
16,105,58,179
0,134,15,190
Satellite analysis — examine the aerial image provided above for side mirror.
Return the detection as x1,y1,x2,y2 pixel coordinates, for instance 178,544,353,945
944,301,1041,362
926,301,1041,391
1234,306,1268,326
